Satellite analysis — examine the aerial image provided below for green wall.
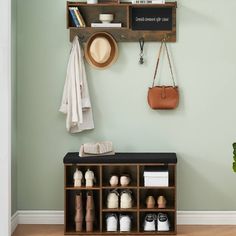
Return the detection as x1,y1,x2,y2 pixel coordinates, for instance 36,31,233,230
11,0,17,216
16,0,236,211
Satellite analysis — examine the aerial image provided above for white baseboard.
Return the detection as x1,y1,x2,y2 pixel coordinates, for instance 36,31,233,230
11,212,18,234
11,210,236,234
17,210,64,224
177,211,236,225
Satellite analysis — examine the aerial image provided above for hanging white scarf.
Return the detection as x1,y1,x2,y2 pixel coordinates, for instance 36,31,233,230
59,36,94,133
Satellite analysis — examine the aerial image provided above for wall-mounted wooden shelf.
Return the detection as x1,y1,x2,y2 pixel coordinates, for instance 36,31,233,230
66,2,177,42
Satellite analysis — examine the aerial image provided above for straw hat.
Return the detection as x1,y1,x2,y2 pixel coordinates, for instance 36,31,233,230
85,32,118,69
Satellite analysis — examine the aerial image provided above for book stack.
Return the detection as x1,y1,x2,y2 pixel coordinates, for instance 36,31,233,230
150,0,165,3
132,0,165,3
68,7,86,27
91,23,122,28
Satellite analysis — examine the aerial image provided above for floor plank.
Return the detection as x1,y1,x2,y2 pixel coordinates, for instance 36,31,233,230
13,225,64,236
12,225,236,236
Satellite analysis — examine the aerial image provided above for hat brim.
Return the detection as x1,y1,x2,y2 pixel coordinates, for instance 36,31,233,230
85,32,118,70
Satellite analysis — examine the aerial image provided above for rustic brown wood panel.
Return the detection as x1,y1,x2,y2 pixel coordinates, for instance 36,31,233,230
64,162,177,235
67,2,177,42
70,28,176,42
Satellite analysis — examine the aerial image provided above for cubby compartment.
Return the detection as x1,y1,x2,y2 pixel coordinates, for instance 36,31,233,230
102,212,138,234
139,211,176,234
67,3,129,28
65,190,100,234
102,165,138,188
102,188,138,211
65,165,100,188
139,164,176,187
139,188,175,211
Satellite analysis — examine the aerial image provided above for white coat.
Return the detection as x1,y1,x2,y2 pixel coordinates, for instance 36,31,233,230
59,36,94,133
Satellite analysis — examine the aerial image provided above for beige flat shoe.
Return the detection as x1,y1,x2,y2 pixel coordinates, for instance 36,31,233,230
146,196,155,209
157,195,167,208
120,175,131,187
109,175,119,187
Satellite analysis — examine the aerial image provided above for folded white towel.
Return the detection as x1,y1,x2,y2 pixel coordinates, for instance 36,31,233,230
83,141,113,154
83,143,100,154
79,141,115,157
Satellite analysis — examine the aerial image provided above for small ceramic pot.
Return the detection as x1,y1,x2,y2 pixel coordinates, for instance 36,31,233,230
99,14,114,23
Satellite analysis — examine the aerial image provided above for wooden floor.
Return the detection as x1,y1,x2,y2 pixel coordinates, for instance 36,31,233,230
12,225,236,236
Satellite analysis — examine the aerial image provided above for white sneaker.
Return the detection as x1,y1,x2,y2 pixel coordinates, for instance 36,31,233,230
143,214,156,231
85,169,95,187
157,213,170,231
120,190,132,209
119,214,131,232
106,214,118,232
107,190,119,209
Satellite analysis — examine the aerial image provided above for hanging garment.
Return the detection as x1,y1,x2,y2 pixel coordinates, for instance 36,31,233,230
59,36,94,133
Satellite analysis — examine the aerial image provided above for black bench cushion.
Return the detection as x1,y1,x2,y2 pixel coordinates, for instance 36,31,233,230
63,152,177,164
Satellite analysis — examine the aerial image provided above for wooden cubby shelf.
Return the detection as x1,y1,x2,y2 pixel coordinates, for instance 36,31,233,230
102,208,137,212
102,186,137,189
65,187,101,190
64,152,177,235
66,2,177,42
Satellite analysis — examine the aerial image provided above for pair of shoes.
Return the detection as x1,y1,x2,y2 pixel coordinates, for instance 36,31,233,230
106,214,132,232
107,190,133,209
146,195,167,209
73,168,95,187
74,191,95,232
143,213,170,232
109,174,131,187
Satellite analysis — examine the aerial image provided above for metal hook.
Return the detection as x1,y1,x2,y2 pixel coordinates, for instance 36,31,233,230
139,37,145,65
139,37,145,44
162,35,170,42
77,35,85,43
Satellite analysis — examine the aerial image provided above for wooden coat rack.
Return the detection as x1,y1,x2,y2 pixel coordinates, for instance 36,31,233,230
67,1,177,43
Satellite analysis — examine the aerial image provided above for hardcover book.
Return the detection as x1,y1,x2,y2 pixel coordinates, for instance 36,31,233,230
91,23,122,28
68,8,80,27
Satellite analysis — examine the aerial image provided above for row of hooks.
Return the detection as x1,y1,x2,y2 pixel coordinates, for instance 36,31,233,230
77,34,170,43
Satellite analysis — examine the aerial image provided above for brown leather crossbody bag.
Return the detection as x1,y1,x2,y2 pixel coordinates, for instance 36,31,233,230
147,40,179,110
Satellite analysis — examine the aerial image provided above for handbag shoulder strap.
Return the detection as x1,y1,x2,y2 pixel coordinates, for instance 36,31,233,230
152,40,176,87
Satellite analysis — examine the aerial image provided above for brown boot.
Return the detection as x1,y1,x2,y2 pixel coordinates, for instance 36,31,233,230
85,191,95,232
74,192,83,232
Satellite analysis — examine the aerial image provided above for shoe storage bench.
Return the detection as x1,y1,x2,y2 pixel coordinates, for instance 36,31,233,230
64,152,177,235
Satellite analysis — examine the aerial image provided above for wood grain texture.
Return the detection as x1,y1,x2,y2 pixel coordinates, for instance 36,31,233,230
67,2,177,42
12,225,236,236
64,163,176,234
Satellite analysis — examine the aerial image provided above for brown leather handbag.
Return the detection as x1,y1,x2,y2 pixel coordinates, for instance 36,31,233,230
148,40,179,110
